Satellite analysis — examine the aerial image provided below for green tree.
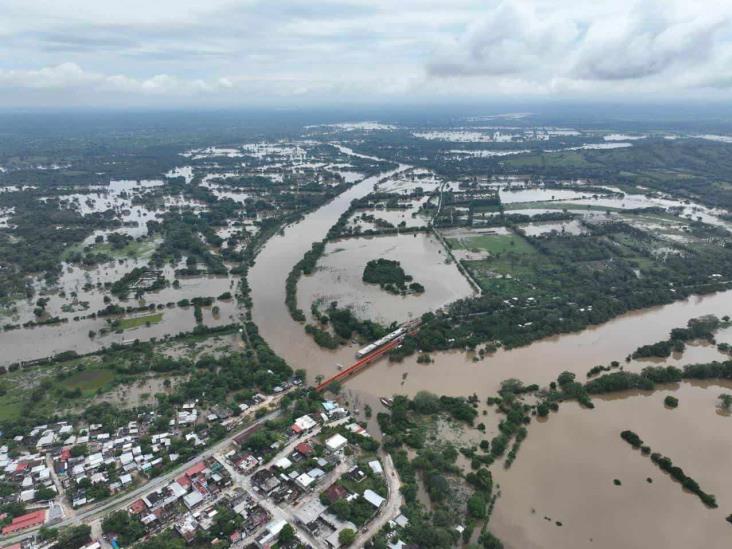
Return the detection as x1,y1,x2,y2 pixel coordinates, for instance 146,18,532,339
279,523,295,544
339,528,357,546
412,391,441,414
102,511,146,545
56,524,91,549
467,493,487,518
719,393,732,412
479,531,504,549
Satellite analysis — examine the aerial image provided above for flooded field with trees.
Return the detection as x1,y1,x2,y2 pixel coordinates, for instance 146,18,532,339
5,113,732,547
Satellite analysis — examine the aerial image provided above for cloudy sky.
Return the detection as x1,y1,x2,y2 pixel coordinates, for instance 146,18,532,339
2,0,732,108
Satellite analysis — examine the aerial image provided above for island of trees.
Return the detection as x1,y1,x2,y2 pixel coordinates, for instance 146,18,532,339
362,258,425,295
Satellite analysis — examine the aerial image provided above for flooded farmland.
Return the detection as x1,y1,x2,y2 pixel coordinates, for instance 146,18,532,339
0,261,242,365
298,233,474,325
5,118,732,549
491,382,732,549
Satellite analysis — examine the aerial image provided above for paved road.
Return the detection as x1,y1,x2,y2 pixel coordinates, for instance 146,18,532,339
353,452,403,548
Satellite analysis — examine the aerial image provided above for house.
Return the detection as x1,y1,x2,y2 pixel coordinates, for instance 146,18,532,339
291,415,317,434
325,434,348,453
368,460,383,475
183,490,204,510
129,499,146,515
294,442,314,458
256,519,288,548
307,468,325,480
323,483,348,504
294,499,327,530
176,514,199,543
234,453,259,473
363,489,385,508
251,469,281,495
2,509,46,535
185,461,206,478
295,472,315,490
274,457,292,470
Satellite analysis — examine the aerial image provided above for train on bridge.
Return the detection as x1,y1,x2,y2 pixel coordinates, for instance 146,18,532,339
315,320,421,392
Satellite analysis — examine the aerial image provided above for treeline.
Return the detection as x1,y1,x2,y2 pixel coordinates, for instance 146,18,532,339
285,241,325,321
620,430,718,508
633,315,725,359
305,304,387,349
284,194,360,321
590,361,732,393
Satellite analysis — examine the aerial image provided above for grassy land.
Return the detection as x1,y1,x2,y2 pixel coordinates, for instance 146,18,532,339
116,312,164,330
93,238,158,259
503,201,624,213
63,236,158,261
61,369,116,395
449,233,536,255
502,150,599,170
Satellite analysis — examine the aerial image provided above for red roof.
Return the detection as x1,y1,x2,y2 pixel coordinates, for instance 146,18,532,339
185,461,206,478
323,483,348,504
291,424,304,434
5,544,21,549
295,442,314,456
60,448,71,461
2,510,46,534
129,499,146,515
15,462,29,473
176,474,191,488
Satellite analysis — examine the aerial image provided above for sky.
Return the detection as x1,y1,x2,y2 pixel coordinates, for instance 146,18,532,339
2,0,732,108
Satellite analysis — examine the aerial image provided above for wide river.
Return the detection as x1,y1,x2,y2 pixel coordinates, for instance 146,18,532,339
249,161,732,402
248,158,732,549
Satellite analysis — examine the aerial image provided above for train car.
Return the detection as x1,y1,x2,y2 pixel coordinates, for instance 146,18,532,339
356,327,406,358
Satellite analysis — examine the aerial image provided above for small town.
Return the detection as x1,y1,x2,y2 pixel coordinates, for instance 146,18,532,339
0,383,408,549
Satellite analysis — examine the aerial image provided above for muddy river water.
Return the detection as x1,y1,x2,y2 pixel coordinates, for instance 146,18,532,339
248,157,732,548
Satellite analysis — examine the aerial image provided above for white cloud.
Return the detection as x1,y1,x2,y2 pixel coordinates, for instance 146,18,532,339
426,0,732,97
1,0,732,106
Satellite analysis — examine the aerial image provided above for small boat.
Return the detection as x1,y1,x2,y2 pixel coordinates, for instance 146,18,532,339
380,397,394,408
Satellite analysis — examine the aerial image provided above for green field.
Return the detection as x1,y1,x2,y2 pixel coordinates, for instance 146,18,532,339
449,233,535,255
117,312,164,330
63,237,158,261
503,201,623,213
94,238,157,258
61,369,116,394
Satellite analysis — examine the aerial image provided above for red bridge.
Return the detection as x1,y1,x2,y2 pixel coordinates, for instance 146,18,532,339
315,333,413,392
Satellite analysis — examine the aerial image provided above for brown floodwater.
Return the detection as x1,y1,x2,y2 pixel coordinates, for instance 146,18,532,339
0,260,242,365
297,233,474,324
249,162,411,376
249,147,732,398
250,151,732,548
491,382,732,549
519,219,587,236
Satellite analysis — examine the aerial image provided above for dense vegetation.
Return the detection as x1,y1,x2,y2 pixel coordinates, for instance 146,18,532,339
369,392,504,548
362,258,424,295
633,315,725,359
